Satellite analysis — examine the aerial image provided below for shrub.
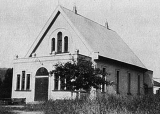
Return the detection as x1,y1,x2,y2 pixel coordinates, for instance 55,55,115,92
22,94,160,114
0,68,13,98
50,61,110,92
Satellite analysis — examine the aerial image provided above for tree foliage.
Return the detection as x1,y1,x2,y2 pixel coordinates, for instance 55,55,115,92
0,68,13,98
50,61,110,92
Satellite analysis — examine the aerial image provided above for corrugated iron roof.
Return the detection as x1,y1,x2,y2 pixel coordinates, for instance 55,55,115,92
61,6,146,69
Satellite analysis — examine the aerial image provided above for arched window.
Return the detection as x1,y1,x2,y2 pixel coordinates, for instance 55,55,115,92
51,38,55,52
36,67,49,76
57,32,62,53
64,36,68,52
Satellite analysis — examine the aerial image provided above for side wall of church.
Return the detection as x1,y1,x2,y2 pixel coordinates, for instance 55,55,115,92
96,60,145,96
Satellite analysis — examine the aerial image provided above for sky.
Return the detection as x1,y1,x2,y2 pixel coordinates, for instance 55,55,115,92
0,0,160,80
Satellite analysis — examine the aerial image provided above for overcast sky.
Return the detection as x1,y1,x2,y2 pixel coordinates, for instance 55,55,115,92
0,0,160,80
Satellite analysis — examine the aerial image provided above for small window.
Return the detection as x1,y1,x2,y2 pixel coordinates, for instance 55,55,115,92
64,36,68,52
57,32,62,53
26,74,30,90
16,74,20,90
51,38,55,52
21,71,25,90
127,72,131,95
54,75,59,90
102,68,106,74
116,70,120,94
138,75,140,95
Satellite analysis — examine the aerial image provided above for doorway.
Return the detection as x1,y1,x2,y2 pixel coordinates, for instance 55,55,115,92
34,67,49,101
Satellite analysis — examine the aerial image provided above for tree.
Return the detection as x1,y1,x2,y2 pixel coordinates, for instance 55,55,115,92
0,78,2,90
0,68,13,98
50,61,110,92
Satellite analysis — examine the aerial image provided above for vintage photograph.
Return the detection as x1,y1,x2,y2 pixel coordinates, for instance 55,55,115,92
0,0,159,113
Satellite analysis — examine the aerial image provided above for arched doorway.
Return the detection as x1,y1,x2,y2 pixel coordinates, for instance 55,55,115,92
34,67,49,101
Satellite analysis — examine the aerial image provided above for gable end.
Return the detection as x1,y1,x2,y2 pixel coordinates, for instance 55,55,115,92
29,11,60,57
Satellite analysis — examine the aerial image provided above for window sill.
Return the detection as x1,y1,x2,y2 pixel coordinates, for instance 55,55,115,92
56,52,69,54
63,51,69,53
52,90,70,91
52,90,76,92
15,90,31,92
50,52,70,55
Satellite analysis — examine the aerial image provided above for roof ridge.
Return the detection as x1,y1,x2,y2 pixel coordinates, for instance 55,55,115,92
60,6,114,31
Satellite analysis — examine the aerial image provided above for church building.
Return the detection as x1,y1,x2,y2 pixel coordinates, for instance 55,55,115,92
11,5,153,103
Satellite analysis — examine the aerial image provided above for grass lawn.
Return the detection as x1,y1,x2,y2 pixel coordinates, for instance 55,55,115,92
1,94,160,114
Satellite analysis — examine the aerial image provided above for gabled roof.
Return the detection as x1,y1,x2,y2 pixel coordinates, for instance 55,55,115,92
26,5,146,69
61,6,146,69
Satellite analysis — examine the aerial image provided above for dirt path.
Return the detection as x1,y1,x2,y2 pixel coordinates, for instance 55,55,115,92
11,110,44,114
1,105,44,114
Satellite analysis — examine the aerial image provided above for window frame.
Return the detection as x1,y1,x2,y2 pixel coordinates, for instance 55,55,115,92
102,67,106,93
57,32,62,53
127,72,131,95
64,36,68,53
50,31,70,55
116,70,120,94
60,77,65,90
137,74,141,95
21,71,25,90
54,74,59,90
51,38,55,52
26,74,31,90
16,74,21,90
15,72,31,91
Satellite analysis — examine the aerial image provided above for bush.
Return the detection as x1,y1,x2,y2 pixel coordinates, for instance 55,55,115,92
0,68,13,98
22,94,160,114
51,61,110,92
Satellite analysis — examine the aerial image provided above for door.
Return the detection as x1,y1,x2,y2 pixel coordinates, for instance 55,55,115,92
34,67,49,101
35,77,48,101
